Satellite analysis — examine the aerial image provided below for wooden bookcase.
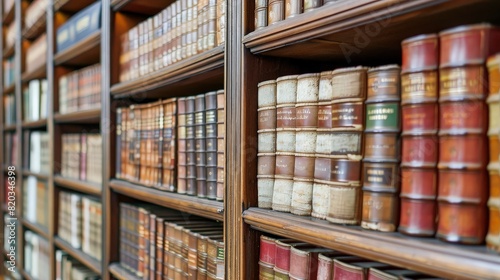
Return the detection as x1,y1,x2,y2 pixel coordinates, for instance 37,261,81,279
0,0,499,279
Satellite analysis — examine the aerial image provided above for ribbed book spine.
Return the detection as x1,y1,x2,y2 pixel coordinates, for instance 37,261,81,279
195,94,207,197
257,80,277,208
186,97,197,195
216,89,225,201
361,65,401,232
399,34,439,237
163,98,177,191
177,98,188,194
205,91,218,199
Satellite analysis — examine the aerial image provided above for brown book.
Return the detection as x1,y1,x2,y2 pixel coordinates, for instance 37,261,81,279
216,89,225,201
255,0,268,30
362,65,401,232
268,0,284,25
285,0,302,19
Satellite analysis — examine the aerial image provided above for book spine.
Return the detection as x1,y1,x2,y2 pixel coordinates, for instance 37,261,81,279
487,54,500,252
116,108,123,179
362,65,401,232
268,0,284,25
291,73,319,216
205,91,218,199
163,99,177,192
156,217,165,279
257,80,277,208
273,75,298,213
178,98,188,194
285,0,302,19
195,94,207,197
186,97,197,195
255,0,268,30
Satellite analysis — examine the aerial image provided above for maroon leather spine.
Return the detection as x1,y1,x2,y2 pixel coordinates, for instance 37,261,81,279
438,169,488,204
401,33,439,73
400,167,437,199
437,201,488,244
439,100,488,135
399,198,437,236
259,235,277,266
401,135,438,168
438,134,488,169
401,103,438,135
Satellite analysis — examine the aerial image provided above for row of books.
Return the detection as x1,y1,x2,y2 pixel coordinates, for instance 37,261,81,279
119,203,224,279
26,33,47,74
56,1,101,53
56,250,101,280
24,231,50,280
4,56,15,88
60,133,103,185
58,191,103,261
23,79,48,122
256,23,500,247
23,131,50,174
255,0,341,30
3,133,18,167
116,89,225,200
4,93,16,125
24,0,49,33
23,176,49,229
119,0,226,83
59,63,101,114
259,235,441,280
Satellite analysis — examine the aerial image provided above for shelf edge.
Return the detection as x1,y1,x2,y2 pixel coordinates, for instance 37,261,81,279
54,175,102,196
54,236,102,274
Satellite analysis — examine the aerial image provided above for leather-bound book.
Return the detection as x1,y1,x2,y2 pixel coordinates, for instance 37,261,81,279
399,33,439,237
216,89,225,201
362,65,401,232
268,0,284,25
316,251,348,280
259,235,277,280
487,53,500,252
258,80,277,208
368,268,423,280
292,73,319,215
273,75,298,212
285,0,302,19
205,91,218,199
185,97,197,195
333,259,390,280
274,240,308,279
255,0,268,30
304,0,322,12
195,94,207,198
162,99,177,192
116,108,123,179
289,247,333,280
177,98,188,194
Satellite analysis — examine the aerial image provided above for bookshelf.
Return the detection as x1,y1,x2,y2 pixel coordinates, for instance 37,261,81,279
0,0,499,279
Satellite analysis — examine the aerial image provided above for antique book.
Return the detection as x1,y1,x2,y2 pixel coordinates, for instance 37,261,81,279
291,73,320,215
285,0,302,19
362,65,401,232
216,89,225,201
258,80,278,208
273,75,298,212
289,246,333,280
178,98,188,194
333,260,391,280
268,0,284,25
255,0,268,30
304,0,322,12
205,91,218,199
26,33,47,74
186,96,197,195
163,98,177,191
487,53,500,251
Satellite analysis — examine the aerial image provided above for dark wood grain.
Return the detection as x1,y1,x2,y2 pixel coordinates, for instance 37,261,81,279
54,175,102,196
109,179,224,221
21,118,48,129
110,45,224,99
54,30,101,66
21,63,47,82
54,236,102,274
111,0,169,15
108,263,141,280
243,208,500,280
22,11,47,40
53,108,101,123
22,169,50,180
54,0,95,13
22,218,50,240
2,84,15,96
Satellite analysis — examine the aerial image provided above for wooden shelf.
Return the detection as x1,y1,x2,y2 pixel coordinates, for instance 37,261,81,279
54,175,102,196
22,218,50,240
3,43,15,58
109,263,140,280
23,12,47,40
54,0,96,13
109,179,224,221
111,45,224,99
2,2,15,25
243,0,500,62
3,124,17,131
22,169,49,180
243,208,500,280
2,84,15,95
54,31,101,67
21,64,47,82
111,0,169,15
54,108,101,123
21,118,48,129
54,236,102,274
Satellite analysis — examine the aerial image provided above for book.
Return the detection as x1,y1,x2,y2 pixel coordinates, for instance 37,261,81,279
24,0,49,32
487,53,500,252
24,231,50,280
362,65,401,232
399,33,439,237
58,64,101,114
4,93,16,125
25,33,47,74
216,89,225,201
61,133,102,185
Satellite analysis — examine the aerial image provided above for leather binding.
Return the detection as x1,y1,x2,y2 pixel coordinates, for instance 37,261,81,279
399,198,436,236
363,65,401,232
439,23,500,68
330,102,364,130
285,0,302,19
439,65,488,101
331,66,368,102
400,167,437,199
304,0,322,12
216,89,225,201
315,132,363,158
401,135,438,167
318,71,334,130
438,100,488,135
401,71,438,104
259,261,275,280
255,0,268,30
177,98,188,194
289,247,333,280
438,169,488,204
317,253,333,280
268,0,284,25
205,91,218,199
273,75,298,213
333,260,390,280
401,103,438,135
292,73,319,216
259,235,277,266
436,201,488,244
402,34,439,73
116,107,123,179
274,240,308,278
438,134,488,169
368,268,423,280
185,97,196,195
258,80,277,208
195,94,207,198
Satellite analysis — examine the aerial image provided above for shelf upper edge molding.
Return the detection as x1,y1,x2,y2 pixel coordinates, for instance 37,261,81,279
110,45,224,97
53,108,101,123
21,119,48,129
22,218,50,240
54,175,102,196
53,30,101,66
243,208,500,280
109,179,224,221
242,0,474,53
54,236,102,274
